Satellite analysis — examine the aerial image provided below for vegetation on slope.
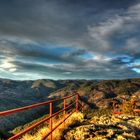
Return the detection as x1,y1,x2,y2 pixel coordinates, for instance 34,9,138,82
1,78,140,138
11,112,84,140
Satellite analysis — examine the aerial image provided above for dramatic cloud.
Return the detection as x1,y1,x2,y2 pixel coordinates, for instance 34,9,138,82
0,0,140,80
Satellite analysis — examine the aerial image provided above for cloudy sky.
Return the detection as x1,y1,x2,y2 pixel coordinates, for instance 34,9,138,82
0,0,140,80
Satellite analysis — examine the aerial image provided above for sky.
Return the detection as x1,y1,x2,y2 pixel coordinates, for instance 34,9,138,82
0,0,140,80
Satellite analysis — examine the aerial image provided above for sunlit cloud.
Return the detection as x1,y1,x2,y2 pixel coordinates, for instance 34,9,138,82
0,57,17,72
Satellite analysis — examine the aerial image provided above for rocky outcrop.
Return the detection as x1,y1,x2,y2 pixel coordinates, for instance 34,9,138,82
64,114,140,140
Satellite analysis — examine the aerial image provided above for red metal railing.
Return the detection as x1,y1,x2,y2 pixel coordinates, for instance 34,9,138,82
112,97,140,115
0,92,84,140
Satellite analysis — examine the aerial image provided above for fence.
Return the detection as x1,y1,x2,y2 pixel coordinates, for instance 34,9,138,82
112,97,140,115
0,92,84,140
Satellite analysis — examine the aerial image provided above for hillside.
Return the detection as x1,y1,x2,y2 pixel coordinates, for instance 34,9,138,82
10,112,140,140
0,78,140,137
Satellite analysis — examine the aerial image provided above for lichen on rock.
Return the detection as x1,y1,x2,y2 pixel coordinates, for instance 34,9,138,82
64,114,140,140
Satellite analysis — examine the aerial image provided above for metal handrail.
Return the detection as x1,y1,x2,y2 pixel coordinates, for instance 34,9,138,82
42,110,76,140
0,93,76,116
0,92,84,140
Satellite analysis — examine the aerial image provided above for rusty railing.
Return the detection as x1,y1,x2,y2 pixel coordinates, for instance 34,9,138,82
112,97,140,115
0,92,84,140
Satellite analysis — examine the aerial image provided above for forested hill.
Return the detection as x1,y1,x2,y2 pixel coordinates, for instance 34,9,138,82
0,78,140,132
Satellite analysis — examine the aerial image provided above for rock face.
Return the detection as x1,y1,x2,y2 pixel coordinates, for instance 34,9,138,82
64,114,140,140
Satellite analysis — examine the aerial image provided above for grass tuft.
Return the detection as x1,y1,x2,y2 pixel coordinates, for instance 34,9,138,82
20,112,84,140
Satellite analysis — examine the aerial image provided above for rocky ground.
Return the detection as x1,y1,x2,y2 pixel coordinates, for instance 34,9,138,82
63,114,140,140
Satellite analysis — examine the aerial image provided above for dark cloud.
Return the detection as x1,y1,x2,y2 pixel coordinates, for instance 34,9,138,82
0,0,138,42
10,56,138,80
0,0,140,80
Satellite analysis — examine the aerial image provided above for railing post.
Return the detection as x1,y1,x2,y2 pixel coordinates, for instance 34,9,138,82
76,94,79,112
63,99,66,127
113,101,115,114
50,102,53,140
122,98,126,112
82,101,84,112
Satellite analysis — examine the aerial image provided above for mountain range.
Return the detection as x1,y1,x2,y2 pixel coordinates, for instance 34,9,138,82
0,78,140,132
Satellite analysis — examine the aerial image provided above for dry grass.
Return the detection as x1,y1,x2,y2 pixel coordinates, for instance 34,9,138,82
20,112,84,140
